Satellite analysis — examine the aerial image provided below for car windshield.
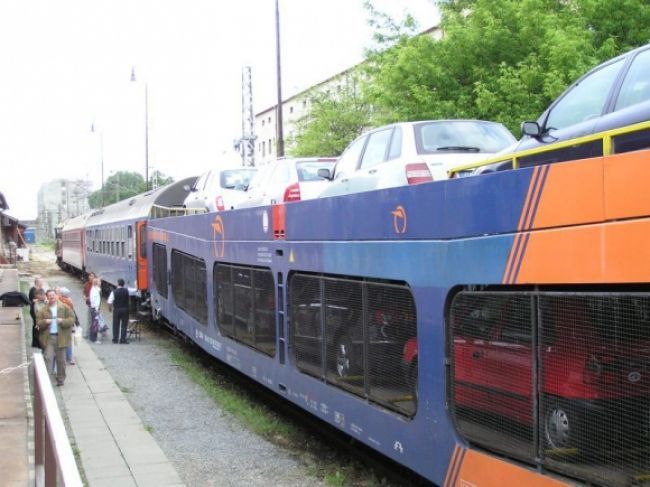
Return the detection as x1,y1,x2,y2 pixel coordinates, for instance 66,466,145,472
220,169,257,190
296,160,335,181
415,121,516,154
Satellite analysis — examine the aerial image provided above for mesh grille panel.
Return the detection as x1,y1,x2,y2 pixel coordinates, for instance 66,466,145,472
290,275,322,378
324,278,364,395
451,292,535,461
450,290,650,486
233,267,253,341
214,263,276,356
252,269,276,355
289,273,418,417
215,263,233,336
539,294,650,486
366,283,417,416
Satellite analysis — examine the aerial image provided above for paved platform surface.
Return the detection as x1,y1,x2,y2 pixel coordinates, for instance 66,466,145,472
0,268,29,487
0,267,185,486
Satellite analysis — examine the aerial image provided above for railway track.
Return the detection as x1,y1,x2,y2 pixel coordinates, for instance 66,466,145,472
157,318,433,487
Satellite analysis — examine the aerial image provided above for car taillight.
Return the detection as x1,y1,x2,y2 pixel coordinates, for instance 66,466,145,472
403,338,418,363
215,196,225,211
405,163,433,184
283,182,301,202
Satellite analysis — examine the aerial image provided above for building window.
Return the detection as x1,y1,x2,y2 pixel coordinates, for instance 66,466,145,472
268,116,271,123
289,106,294,114
261,120,265,127
262,141,266,157
269,139,272,154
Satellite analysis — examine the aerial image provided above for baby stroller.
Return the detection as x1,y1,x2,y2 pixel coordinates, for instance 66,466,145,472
89,310,109,343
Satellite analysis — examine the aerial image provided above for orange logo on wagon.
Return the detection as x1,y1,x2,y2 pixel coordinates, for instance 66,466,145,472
392,205,407,234
212,215,225,258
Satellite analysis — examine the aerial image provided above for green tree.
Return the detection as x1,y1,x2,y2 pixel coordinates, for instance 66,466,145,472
151,170,174,187
88,170,175,208
289,78,372,157
363,0,650,134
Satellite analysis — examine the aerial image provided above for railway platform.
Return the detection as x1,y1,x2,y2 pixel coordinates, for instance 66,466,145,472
0,267,185,486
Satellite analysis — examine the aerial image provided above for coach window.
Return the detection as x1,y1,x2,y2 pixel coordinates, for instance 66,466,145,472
152,244,168,298
127,225,133,259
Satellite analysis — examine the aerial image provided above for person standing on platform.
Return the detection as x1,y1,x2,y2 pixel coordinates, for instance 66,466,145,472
82,272,96,336
108,278,130,344
89,277,103,343
56,287,78,364
29,277,45,348
37,289,75,386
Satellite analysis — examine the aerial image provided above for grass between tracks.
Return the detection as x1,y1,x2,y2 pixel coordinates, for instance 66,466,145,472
168,347,296,441
167,343,385,487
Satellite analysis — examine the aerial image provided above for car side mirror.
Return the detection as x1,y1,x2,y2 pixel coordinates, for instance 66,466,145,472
521,121,542,138
317,168,332,180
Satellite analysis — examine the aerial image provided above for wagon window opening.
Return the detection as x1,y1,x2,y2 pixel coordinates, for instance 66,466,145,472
289,272,417,418
449,289,650,486
213,262,276,357
170,249,207,325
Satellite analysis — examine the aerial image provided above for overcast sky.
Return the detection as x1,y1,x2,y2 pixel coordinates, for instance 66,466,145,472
0,0,439,220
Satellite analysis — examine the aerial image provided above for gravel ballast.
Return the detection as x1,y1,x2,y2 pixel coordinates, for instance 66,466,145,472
29,262,330,487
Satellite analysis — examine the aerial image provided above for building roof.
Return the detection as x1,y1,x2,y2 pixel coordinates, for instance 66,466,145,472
0,191,8,210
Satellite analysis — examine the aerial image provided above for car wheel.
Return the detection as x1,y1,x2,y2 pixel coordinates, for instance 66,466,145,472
543,399,591,453
335,337,353,378
544,402,573,449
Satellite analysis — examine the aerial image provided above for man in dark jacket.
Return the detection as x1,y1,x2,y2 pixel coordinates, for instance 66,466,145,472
29,277,45,348
108,279,130,344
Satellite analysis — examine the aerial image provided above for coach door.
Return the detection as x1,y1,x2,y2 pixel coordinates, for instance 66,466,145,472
135,220,148,291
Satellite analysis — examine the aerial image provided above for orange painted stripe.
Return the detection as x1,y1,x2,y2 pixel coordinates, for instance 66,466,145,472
449,448,466,486
456,449,570,487
521,166,546,230
517,166,541,231
505,166,548,284
511,232,532,284
525,165,550,230
503,233,523,284
443,446,461,487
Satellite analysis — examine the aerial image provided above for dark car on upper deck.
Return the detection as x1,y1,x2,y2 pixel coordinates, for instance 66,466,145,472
451,42,650,176
519,43,650,162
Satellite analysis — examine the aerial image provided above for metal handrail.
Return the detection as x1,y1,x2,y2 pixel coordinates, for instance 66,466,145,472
33,353,82,487
448,119,650,176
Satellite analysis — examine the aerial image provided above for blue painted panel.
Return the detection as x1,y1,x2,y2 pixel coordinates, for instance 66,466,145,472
285,168,532,241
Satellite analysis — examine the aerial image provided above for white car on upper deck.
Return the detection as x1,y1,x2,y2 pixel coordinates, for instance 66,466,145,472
317,120,516,198
183,165,257,212
234,157,336,208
